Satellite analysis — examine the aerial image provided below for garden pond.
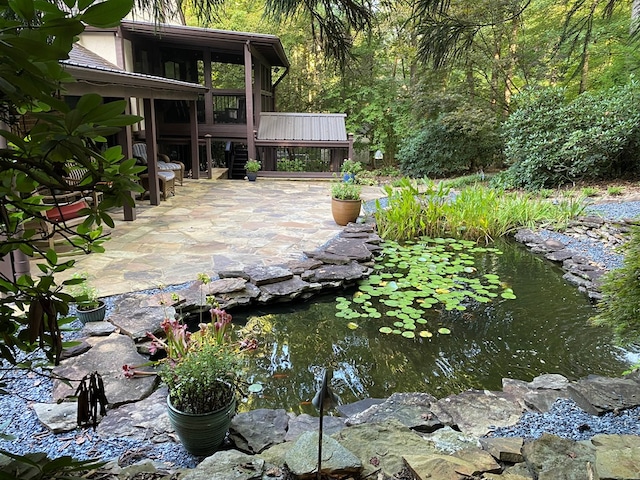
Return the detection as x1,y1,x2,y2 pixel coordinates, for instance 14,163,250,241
235,238,640,415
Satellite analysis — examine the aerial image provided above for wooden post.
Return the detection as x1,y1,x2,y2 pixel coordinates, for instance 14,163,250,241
190,100,200,179
143,99,160,206
244,41,255,160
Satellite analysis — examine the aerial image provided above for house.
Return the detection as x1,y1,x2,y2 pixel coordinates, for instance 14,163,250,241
63,21,354,208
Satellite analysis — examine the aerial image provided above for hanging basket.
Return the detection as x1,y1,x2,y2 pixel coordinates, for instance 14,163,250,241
167,393,236,456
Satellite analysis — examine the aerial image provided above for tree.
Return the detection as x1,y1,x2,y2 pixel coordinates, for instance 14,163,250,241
0,0,142,371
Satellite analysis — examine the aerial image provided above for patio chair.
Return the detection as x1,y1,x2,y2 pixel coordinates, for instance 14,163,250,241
132,143,176,200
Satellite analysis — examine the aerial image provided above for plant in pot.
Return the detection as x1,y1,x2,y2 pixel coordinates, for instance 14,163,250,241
331,180,362,226
69,273,106,324
149,308,248,456
340,159,363,183
245,159,261,181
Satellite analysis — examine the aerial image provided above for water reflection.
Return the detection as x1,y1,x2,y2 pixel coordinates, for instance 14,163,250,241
236,240,638,414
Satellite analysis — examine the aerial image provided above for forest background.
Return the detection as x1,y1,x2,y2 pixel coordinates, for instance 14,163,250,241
182,0,640,179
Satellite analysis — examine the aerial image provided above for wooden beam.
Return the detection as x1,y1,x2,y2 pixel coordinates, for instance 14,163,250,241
143,99,161,205
119,102,136,221
190,100,200,179
244,41,255,159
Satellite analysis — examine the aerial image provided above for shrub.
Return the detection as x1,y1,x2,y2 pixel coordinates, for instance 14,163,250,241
592,227,640,344
500,83,640,189
398,106,502,178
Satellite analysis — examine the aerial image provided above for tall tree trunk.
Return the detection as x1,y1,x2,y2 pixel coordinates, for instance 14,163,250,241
504,12,519,115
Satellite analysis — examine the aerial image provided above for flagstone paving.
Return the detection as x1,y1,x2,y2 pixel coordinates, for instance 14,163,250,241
39,176,383,297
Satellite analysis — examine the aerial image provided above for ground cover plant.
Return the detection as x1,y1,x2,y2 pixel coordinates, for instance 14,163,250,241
335,237,515,339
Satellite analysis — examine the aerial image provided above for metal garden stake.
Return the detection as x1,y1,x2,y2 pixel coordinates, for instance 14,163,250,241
312,368,339,480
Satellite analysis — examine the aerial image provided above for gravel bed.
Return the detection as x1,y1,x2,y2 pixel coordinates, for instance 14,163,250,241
2,203,640,469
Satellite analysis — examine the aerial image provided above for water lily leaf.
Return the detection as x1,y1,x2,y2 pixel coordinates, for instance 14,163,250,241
438,327,451,335
392,329,402,335
416,318,428,324
248,383,263,393
501,292,517,300
393,321,404,328
347,322,359,330
420,330,433,338
379,326,393,334
402,331,415,339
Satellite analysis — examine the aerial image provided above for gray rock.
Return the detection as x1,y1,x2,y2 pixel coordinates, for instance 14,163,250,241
480,437,525,463
336,397,385,418
108,294,170,341
60,340,91,360
346,392,444,433
32,402,78,433
285,259,323,274
542,239,566,251
332,419,434,477
343,223,374,234
303,251,351,265
285,414,345,442
244,266,293,286
216,283,261,310
522,433,596,480
230,408,289,454
514,229,543,244
257,276,312,303
422,426,479,454
545,249,574,262
323,237,374,262
284,431,362,479
568,375,640,414
591,434,640,480
303,262,369,283
530,373,570,390
52,333,158,406
97,386,174,443
403,448,501,480
81,321,116,337
181,449,266,480
436,390,524,437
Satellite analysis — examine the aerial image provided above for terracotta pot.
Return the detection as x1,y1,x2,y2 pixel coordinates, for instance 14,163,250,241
331,197,362,226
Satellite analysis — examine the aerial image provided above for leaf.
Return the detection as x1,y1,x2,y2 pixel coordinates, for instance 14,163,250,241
81,0,133,28
401,331,415,339
347,322,359,330
379,326,392,334
419,330,433,338
438,327,451,335
248,383,263,393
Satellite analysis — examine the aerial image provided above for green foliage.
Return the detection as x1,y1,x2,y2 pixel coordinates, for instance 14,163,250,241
245,159,261,172
592,227,640,344
331,181,362,200
68,273,100,310
499,83,640,189
607,186,624,196
398,106,502,178
335,237,515,340
581,187,599,197
340,159,364,175
375,179,585,242
0,451,105,480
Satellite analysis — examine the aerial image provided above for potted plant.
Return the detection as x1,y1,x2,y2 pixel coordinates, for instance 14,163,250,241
245,159,261,181
331,180,362,226
146,307,248,456
340,159,363,182
70,273,106,323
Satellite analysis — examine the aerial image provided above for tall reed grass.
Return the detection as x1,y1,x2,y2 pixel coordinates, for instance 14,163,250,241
375,179,585,243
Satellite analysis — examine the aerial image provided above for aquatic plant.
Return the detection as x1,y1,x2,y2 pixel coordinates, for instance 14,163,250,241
335,237,516,339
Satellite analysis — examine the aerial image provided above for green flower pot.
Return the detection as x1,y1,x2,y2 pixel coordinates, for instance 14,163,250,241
167,394,236,456
76,300,106,324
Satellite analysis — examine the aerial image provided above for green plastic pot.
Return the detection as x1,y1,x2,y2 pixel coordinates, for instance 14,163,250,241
167,393,236,456
76,300,106,324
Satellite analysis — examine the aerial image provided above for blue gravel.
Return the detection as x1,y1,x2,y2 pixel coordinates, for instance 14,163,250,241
489,399,640,441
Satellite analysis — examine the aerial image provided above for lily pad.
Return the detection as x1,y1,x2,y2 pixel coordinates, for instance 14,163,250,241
438,327,451,335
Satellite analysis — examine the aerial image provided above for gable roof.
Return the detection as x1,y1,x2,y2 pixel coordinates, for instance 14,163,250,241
62,44,207,100
256,113,349,145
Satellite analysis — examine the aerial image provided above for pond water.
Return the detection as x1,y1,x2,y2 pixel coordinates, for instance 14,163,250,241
235,240,639,415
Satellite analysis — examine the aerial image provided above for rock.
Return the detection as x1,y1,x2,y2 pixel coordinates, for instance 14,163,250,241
436,390,524,437
207,277,248,294
542,239,565,251
286,258,323,274
60,340,91,360
480,437,525,463
568,375,640,414
216,283,261,310
81,321,117,337
530,373,570,390
229,408,289,454
284,431,362,479
97,386,174,443
302,262,369,283
32,402,78,433
244,265,293,286
422,426,479,454
346,392,444,433
332,419,434,477
521,433,595,479
181,449,266,480
336,397,385,418
52,333,158,406
545,249,574,262
108,294,169,341
257,276,312,303
343,223,374,234
403,448,500,480
323,237,374,262
591,434,640,480
285,413,345,441
303,250,351,265
514,229,543,244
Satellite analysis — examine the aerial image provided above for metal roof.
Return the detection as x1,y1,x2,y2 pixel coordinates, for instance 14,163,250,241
62,44,207,100
257,113,348,143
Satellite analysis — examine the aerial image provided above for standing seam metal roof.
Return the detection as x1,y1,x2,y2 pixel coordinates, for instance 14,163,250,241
257,113,348,142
